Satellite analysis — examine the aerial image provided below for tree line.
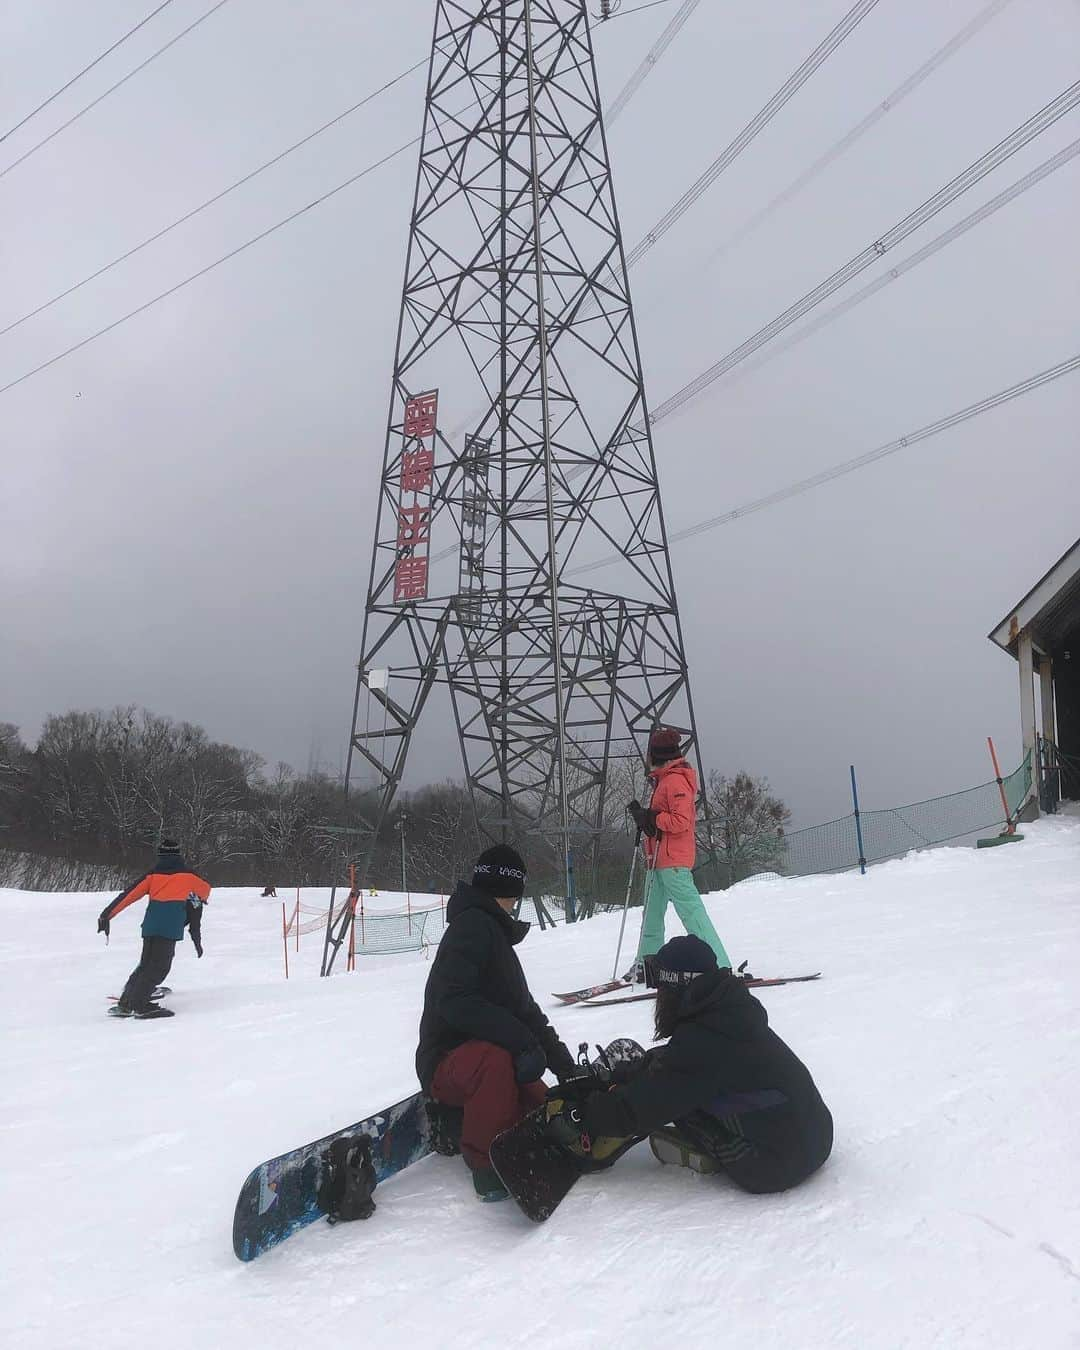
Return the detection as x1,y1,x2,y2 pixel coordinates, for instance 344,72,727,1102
0,708,790,898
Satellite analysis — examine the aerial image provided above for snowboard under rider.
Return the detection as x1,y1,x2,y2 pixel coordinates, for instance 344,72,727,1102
549,935,833,1194
415,843,580,1202
97,837,210,1018
624,727,731,981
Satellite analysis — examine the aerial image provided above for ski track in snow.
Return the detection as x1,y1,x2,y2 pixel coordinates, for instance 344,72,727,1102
3,819,1080,1348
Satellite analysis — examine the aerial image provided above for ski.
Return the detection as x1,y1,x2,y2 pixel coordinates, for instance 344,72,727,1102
580,973,822,1006
552,979,631,1005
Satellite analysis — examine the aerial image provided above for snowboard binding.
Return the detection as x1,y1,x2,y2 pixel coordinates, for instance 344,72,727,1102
424,1099,463,1157
317,1135,377,1224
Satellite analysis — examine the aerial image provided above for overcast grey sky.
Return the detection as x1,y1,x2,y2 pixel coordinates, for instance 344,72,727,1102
2,0,1078,826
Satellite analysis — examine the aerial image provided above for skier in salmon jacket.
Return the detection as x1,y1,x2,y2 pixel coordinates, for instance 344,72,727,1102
97,837,210,1019
416,844,580,1202
553,935,833,1194
624,727,731,981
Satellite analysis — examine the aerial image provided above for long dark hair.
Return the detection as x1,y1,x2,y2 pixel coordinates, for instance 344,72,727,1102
653,984,684,1041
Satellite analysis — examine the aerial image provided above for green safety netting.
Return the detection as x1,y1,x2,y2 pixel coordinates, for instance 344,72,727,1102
778,753,1032,878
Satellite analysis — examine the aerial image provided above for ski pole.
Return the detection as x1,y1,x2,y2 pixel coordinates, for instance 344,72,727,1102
611,829,641,980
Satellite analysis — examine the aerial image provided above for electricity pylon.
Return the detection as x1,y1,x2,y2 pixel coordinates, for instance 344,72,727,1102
323,0,707,974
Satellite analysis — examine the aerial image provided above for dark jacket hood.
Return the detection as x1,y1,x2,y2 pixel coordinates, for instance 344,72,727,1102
675,968,768,1034
155,851,189,875
446,880,530,946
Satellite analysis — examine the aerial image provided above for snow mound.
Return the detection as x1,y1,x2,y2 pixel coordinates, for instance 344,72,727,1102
4,819,1079,1349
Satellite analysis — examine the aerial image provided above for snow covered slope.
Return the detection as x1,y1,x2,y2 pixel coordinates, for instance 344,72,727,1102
4,820,1079,1349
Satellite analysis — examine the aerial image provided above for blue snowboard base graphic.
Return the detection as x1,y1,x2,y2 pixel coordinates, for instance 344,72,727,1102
232,1092,432,1261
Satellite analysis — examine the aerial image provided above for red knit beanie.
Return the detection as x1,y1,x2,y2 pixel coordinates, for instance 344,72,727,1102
648,727,682,763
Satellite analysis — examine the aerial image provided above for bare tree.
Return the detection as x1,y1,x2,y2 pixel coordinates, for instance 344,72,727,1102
704,770,791,887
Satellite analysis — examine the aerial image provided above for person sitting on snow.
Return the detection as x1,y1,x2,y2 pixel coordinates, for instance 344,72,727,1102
97,837,210,1019
551,935,833,1194
415,844,580,1202
623,727,731,982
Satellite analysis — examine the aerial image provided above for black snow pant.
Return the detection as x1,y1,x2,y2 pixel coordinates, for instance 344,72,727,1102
120,937,176,1011
672,1105,833,1195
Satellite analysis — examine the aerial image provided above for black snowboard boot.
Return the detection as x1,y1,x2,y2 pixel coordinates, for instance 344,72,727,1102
133,1004,175,1019
425,1099,464,1157
108,1003,134,1018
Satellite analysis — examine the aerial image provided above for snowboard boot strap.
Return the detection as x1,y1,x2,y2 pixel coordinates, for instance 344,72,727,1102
318,1136,377,1224
544,1099,591,1159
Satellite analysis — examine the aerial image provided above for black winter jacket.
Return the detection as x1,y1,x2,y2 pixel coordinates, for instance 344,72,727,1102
583,969,832,1189
415,882,576,1090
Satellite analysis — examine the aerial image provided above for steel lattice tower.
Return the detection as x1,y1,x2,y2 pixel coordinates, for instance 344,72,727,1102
323,0,707,973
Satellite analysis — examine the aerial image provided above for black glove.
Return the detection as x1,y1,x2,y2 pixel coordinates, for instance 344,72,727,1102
552,1065,598,1101
627,800,659,838
513,1045,546,1085
96,911,110,941
549,1041,585,1085
186,896,204,958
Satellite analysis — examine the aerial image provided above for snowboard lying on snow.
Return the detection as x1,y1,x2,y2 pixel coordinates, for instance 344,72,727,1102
233,1041,652,1255
490,1038,647,1222
232,1092,439,1261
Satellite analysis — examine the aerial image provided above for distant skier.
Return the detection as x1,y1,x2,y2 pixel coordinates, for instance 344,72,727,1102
261,885,277,898
416,844,580,1202
97,837,210,1019
624,727,730,981
550,936,833,1194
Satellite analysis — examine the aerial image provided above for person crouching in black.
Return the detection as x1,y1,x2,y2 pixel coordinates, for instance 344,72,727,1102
416,844,580,1202
557,935,833,1194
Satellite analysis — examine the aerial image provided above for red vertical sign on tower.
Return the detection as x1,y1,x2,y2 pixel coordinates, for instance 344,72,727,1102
394,390,437,603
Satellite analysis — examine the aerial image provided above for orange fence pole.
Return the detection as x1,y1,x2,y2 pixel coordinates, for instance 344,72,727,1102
295,888,301,952
281,901,289,980
987,736,1016,834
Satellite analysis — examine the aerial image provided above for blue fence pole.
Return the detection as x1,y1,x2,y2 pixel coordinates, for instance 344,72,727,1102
850,764,867,876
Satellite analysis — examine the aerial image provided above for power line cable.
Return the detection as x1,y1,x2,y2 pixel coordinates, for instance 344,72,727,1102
0,133,421,399
647,79,1080,425
0,0,232,181
569,352,1080,574
611,0,688,19
0,3,669,388
0,0,179,146
0,57,428,339
603,0,701,126
704,0,1015,273
623,0,884,271
712,136,1080,393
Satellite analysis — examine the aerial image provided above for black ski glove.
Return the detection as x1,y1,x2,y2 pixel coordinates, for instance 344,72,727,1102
186,895,204,958
96,910,111,941
627,800,659,838
513,1045,546,1085
549,1066,598,1102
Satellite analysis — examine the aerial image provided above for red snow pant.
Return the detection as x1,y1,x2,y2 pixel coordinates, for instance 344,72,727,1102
430,1041,547,1170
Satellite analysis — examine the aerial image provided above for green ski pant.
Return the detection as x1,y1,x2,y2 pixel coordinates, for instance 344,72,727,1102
636,866,731,968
